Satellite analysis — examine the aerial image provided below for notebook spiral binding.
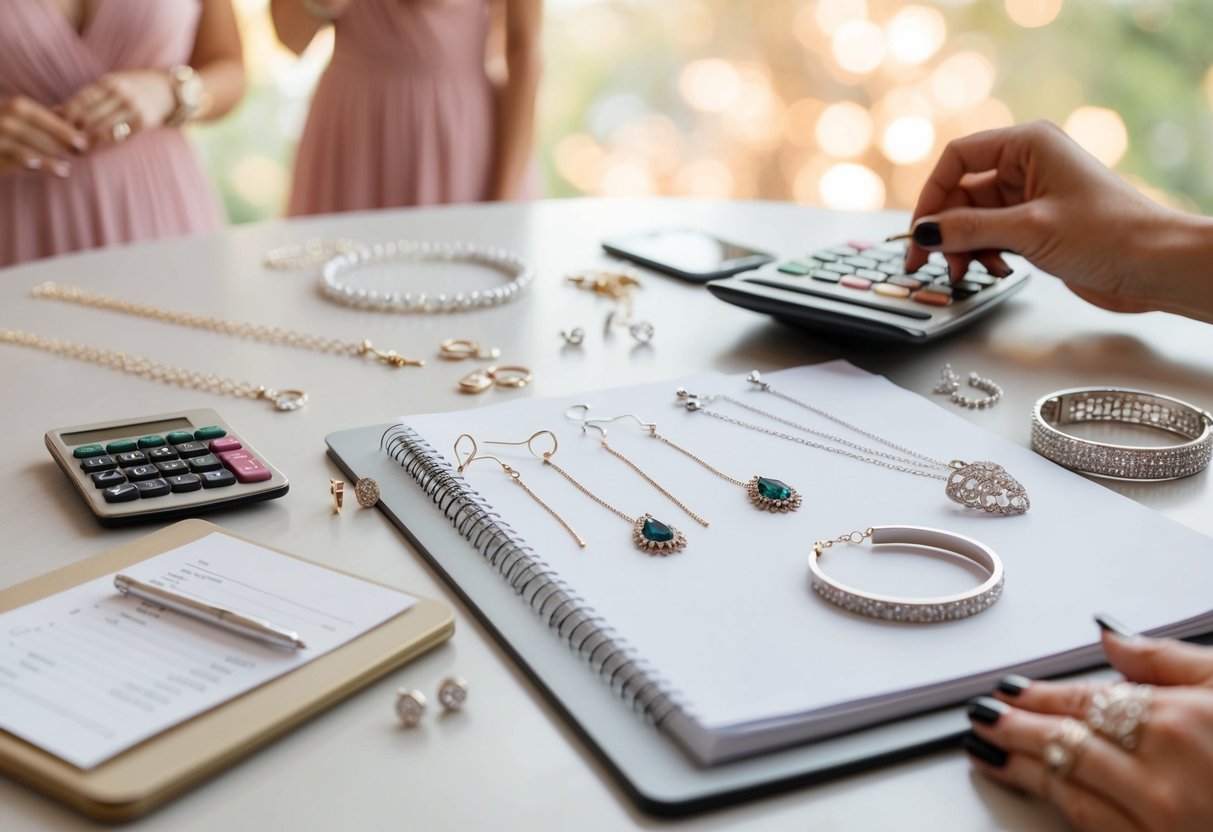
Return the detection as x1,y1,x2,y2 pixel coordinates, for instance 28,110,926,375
383,425,687,727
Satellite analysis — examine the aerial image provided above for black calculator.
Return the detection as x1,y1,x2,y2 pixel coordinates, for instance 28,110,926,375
45,408,289,526
706,238,1030,342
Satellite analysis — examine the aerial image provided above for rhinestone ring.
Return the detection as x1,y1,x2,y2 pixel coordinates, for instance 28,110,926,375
1032,387,1213,480
111,120,132,143
1087,682,1152,751
1043,717,1092,779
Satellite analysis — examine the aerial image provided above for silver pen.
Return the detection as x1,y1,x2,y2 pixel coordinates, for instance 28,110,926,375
114,574,307,651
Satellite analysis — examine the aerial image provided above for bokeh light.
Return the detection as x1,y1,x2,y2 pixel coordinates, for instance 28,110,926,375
815,0,869,36
881,117,936,165
885,6,947,66
819,163,886,210
1004,0,1064,29
815,102,873,158
930,52,997,110
1063,106,1129,167
679,59,742,113
831,20,887,75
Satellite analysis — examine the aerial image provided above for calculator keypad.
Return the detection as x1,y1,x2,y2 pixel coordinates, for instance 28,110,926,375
77,434,268,500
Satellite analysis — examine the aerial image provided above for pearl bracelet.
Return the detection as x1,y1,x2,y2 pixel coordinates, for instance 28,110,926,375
1031,387,1213,480
318,240,534,313
809,525,1004,624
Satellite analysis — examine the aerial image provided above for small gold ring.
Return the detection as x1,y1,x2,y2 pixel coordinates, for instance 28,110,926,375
330,479,345,514
488,365,532,389
354,477,380,508
1043,717,1091,780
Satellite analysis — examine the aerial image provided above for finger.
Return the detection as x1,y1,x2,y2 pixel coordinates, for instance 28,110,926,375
0,135,72,178
92,107,139,146
973,251,1012,278
79,94,130,137
967,745,1142,832
60,83,109,126
1102,630,1213,687
911,125,1028,225
994,674,1101,719
905,176,979,272
968,699,1145,813
909,203,1046,264
3,98,87,154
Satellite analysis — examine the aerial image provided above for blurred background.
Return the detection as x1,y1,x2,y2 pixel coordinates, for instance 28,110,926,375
195,0,1213,224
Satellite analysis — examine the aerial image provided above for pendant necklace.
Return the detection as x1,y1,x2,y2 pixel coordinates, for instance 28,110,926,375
676,371,1029,516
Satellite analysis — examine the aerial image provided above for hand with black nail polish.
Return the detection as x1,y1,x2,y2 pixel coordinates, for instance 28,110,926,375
904,120,1213,324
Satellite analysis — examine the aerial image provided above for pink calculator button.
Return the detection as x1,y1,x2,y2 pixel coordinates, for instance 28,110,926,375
209,437,243,453
216,450,271,483
839,275,873,291
847,239,872,251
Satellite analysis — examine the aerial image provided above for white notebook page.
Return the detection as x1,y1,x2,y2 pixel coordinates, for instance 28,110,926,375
0,533,416,769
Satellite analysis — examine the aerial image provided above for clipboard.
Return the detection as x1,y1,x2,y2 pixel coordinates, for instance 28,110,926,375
0,519,454,822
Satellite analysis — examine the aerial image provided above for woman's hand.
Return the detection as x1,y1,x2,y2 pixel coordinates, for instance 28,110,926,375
0,95,87,177
59,70,176,148
964,627,1213,831
905,120,1213,320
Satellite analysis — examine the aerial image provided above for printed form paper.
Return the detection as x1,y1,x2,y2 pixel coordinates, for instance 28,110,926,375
0,533,415,770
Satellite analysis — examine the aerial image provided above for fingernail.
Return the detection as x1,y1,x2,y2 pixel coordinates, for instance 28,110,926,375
961,732,1008,768
71,135,88,153
912,221,942,247
993,263,1013,278
1095,614,1138,639
23,157,42,171
997,674,1030,697
52,161,71,178
967,696,1010,726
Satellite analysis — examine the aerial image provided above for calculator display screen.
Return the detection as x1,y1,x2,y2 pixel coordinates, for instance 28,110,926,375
61,418,195,446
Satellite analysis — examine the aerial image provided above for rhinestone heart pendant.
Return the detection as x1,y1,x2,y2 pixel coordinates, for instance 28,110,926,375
944,460,1030,516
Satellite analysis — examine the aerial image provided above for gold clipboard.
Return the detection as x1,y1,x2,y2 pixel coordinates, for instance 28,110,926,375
0,519,455,821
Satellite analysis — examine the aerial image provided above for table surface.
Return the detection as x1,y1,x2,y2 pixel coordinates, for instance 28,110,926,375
2,198,1210,831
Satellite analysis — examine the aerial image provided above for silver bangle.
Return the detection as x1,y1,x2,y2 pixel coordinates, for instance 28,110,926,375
809,525,1004,624
1031,387,1213,480
318,240,534,313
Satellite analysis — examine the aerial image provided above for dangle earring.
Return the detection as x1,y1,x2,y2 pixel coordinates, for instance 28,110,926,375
932,363,1003,410
484,430,688,555
454,433,586,548
569,407,802,513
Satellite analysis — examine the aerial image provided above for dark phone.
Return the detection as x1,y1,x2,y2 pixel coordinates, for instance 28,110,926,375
602,229,775,283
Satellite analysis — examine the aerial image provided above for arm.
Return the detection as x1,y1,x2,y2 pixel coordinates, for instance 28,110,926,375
271,0,354,56
486,0,543,202
187,0,246,122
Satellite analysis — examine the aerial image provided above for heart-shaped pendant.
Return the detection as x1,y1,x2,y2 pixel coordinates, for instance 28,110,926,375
944,460,1030,516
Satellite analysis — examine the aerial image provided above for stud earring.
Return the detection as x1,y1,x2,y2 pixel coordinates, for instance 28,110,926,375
330,479,344,514
437,676,469,712
354,476,380,508
560,326,585,346
395,688,426,727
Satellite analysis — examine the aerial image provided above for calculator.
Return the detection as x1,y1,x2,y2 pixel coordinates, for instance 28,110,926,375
45,409,289,526
706,239,1031,342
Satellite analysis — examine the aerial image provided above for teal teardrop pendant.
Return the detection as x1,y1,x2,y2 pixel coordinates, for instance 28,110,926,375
632,514,688,555
745,476,803,512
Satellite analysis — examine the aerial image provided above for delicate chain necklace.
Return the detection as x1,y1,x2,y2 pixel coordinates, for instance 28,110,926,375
677,370,1030,516
0,329,308,411
263,238,365,270
31,282,423,368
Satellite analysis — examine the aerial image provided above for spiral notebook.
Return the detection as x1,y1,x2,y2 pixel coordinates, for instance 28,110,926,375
332,362,1213,770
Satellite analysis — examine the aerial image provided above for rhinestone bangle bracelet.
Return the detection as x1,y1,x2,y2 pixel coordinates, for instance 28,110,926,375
319,240,534,313
809,525,1004,624
1031,387,1213,480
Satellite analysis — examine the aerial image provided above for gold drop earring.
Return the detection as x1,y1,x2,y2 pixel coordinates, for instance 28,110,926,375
454,433,585,548
483,430,688,555
570,408,803,513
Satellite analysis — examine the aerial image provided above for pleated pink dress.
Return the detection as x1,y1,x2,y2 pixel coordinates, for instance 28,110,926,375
287,0,497,215
0,0,223,268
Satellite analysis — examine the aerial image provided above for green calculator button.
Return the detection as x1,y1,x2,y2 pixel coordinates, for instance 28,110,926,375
194,426,227,441
72,444,106,459
777,260,812,276
166,430,195,445
137,435,167,448
106,439,138,454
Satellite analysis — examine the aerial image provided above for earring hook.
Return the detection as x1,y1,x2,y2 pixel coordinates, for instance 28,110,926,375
581,412,657,439
453,433,521,476
483,429,559,460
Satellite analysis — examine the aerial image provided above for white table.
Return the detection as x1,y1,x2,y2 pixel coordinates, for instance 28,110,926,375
2,198,1210,830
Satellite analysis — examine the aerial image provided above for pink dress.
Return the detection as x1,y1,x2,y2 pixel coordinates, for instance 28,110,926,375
0,0,222,268
287,0,497,215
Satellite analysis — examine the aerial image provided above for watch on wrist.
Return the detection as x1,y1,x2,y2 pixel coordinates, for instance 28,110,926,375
166,65,204,127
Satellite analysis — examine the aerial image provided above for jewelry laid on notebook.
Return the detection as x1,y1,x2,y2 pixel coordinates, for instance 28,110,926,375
484,430,688,554
457,365,533,394
437,676,469,712
932,363,1003,409
677,371,1030,516
1031,387,1213,480
354,477,380,508
330,479,345,514
395,688,426,727
438,338,501,361
0,329,309,412
455,433,586,547
263,237,364,270
319,240,534,312
569,408,802,513
809,525,1004,623
32,281,424,369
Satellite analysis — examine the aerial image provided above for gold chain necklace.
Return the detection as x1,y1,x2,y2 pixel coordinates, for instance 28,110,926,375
31,282,424,368
0,329,309,411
